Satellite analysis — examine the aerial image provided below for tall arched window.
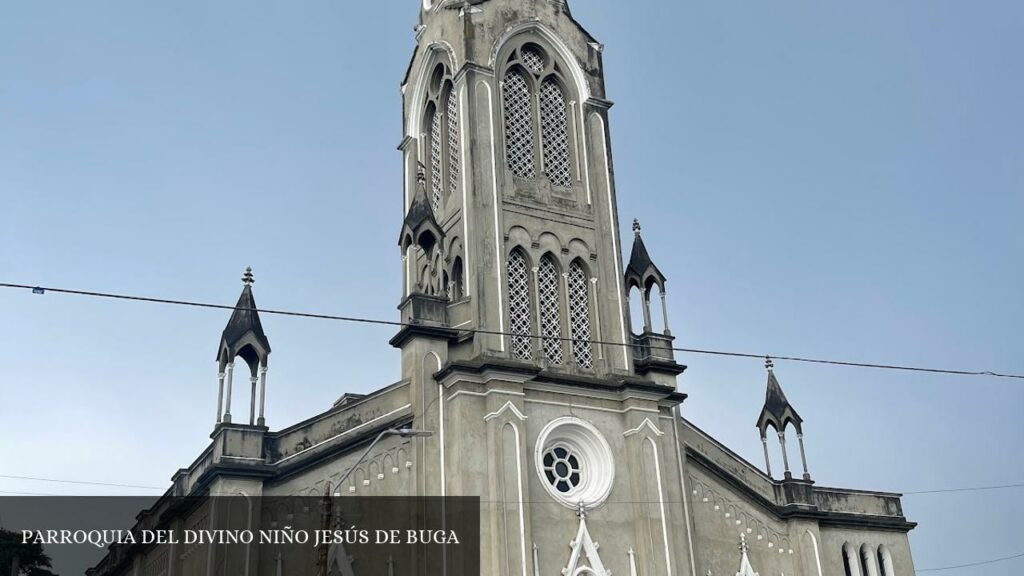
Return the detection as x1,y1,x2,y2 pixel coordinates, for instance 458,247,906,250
537,255,563,364
568,260,592,368
842,542,862,576
446,88,461,195
877,545,894,576
451,256,464,300
507,249,533,360
501,43,575,188
429,104,443,211
421,63,459,214
540,77,572,188
860,544,878,576
502,68,536,178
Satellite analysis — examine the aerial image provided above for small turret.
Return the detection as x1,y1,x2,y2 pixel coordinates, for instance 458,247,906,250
625,219,670,336
215,267,271,427
399,163,447,299
624,219,684,386
756,358,811,481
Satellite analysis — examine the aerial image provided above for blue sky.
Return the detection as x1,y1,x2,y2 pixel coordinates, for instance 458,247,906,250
1,0,1021,572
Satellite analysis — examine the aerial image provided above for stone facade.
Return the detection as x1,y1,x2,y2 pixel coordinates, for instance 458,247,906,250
89,2,916,575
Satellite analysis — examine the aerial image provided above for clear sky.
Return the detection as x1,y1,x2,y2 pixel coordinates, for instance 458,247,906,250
1,0,1021,572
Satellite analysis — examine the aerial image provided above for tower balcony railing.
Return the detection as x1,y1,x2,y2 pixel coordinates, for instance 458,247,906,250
631,331,676,363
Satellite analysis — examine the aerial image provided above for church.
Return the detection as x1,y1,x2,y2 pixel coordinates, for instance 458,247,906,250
88,1,916,575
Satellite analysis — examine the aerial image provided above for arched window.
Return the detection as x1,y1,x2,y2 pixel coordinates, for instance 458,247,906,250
429,104,443,211
421,63,459,214
567,260,592,368
507,249,533,360
446,88,461,195
860,544,878,576
502,68,536,178
451,256,464,300
877,545,894,576
842,542,862,576
537,255,563,364
501,43,575,188
540,77,572,188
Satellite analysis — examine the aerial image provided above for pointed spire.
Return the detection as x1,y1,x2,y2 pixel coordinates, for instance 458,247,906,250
756,359,803,437
624,217,667,291
218,267,271,371
399,161,444,252
735,533,759,576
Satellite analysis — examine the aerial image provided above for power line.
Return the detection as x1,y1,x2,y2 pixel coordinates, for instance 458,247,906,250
3,282,1022,380
903,482,1024,495
917,551,1024,572
0,474,162,491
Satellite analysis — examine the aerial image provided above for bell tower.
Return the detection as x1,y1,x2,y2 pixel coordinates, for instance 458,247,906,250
394,0,683,383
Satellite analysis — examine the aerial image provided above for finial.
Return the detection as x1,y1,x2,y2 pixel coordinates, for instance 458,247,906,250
242,267,255,286
632,218,642,236
765,356,774,371
416,161,427,189
739,532,749,553
576,501,587,519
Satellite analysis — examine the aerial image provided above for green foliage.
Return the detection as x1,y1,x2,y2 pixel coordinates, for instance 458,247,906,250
0,529,57,576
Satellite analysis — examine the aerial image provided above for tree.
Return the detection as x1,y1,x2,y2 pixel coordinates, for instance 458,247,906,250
0,528,58,576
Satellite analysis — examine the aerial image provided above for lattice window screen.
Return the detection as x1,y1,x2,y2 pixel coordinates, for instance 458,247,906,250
521,47,546,74
502,69,536,178
446,89,460,197
540,77,572,188
430,109,443,211
568,262,593,368
507,250,533,360
538,256,564,364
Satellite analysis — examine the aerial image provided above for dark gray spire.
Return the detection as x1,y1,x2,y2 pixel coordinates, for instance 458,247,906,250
756,359,803,438
399,162,444,254
218,267,271,374
624,219,667,292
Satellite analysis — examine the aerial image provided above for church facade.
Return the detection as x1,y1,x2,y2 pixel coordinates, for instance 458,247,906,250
89,2,916,575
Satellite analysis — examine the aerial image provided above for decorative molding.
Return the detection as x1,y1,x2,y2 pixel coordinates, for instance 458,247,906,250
623,417,665,438
484,400,529,422
688,475,793,555
561,509,609,576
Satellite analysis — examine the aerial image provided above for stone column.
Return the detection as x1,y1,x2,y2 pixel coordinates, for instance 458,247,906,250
258,364,268,427
660,290,671,335
641,292,652,333
589,277,602,361
797,433,811,480
778,431,792,479
761,436,772,478
249,375,258,425
224,363,234,423
561,272,572,363
216,369,225,424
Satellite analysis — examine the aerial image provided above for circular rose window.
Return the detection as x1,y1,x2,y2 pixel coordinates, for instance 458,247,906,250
535,417,614,509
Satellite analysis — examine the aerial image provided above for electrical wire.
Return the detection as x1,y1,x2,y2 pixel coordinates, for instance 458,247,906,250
917,551,1024,572
2,282,1021,380
0,474,162,491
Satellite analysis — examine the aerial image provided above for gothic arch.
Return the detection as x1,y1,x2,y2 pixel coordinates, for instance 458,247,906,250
497,35,581,190
507,247,534,360
536,230,563,258
567,257,594,368
406,43,458,139
537,252,564,364
489,22,592,102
